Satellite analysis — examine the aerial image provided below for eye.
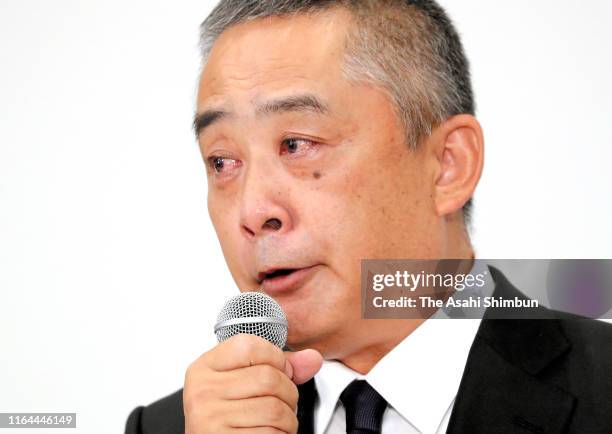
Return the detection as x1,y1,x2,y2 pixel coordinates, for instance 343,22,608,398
280,138,317,156
207,156,241,174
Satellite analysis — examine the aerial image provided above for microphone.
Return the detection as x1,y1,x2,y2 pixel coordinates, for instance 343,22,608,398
214,292,288,349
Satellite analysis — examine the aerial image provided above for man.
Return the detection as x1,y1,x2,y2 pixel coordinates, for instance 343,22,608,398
126,1,612,433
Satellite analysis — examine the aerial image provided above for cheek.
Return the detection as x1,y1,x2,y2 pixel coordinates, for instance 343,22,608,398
301,180,377,287
208,182,241,222
317,150,429,261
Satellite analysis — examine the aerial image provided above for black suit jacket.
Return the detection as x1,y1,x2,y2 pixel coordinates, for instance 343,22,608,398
126,268,612,433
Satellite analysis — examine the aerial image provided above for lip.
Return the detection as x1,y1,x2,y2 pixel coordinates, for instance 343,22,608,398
259,265,319,294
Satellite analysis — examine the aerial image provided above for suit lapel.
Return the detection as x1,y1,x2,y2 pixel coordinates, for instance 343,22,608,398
447,337,575,433
447,267,576,433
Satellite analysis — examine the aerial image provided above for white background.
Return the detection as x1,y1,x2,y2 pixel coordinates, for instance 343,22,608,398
1,1,611,433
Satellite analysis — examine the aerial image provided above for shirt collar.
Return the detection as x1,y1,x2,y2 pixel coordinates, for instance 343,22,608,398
313,262,494,434
313,359,360,434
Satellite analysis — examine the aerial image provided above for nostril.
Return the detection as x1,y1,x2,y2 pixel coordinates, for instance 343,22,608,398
263,218,282,231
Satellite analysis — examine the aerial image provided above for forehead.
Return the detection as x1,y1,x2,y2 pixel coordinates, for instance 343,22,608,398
197,8,353,109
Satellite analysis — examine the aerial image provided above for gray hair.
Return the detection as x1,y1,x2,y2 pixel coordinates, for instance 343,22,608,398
199,0,475,222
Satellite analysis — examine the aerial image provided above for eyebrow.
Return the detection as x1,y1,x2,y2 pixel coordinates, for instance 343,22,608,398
193,93,330,138
256,94,330,116
193,110,229,139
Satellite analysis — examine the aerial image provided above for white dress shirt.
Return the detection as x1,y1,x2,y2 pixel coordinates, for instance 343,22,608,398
313,263,494,433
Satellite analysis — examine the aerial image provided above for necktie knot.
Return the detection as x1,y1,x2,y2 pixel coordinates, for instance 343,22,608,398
340,380,387,434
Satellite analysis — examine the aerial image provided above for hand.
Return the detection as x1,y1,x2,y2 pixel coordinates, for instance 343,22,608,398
184,334,323,434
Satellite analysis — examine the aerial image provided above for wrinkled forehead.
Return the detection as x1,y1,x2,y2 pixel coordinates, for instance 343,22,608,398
197,8,353,109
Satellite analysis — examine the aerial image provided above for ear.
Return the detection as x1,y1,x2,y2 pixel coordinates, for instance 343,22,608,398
432,114,484,217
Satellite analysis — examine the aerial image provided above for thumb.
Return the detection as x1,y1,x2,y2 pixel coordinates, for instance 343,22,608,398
284,349,323,385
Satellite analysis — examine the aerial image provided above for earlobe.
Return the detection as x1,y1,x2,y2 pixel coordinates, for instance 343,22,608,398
433,115,484,217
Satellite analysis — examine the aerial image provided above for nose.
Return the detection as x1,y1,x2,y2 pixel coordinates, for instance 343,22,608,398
239,165,293,240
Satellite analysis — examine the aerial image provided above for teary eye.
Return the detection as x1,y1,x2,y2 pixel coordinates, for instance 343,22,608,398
287,138,299,153
207,156,240,174
212,157,224,172
280,138,316,156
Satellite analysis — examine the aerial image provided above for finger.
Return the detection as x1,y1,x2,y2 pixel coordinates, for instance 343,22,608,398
284,349,323,385
217,364,299,410
226,396,298,433
203,334,288,373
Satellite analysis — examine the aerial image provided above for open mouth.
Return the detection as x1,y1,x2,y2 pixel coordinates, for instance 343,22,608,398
256,265,318,294
258,268,298,282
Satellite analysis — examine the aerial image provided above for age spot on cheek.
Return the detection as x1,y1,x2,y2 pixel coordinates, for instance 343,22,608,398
313,171,322,180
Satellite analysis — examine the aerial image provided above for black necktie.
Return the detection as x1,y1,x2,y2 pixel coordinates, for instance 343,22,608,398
340,380,388,434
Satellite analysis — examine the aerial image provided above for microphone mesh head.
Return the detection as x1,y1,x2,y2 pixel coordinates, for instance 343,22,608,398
214,292,288,348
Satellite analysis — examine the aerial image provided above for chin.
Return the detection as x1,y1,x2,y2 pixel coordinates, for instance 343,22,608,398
286,314,344,355
285,315,324,348
286,329,315,351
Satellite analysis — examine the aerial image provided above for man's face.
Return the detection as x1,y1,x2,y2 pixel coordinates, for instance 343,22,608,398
196,9,441,355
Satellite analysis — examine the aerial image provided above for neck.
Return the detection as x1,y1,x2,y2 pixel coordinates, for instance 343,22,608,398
339,319,426,374
340,229,474,374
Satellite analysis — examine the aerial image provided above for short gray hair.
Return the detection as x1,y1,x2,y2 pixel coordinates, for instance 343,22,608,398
199,0,475,222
